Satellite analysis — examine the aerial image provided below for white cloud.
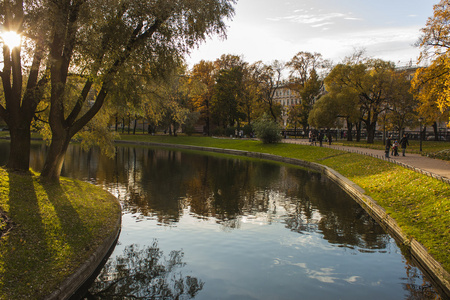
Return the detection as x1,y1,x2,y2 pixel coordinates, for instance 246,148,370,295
311,22,334,28
186,0,433,68
277,12,347,25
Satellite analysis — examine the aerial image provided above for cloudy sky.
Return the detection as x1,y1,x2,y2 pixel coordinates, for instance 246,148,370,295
186,0,437,67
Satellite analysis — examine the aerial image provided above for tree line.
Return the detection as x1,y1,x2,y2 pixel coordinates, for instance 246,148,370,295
1,0,450,182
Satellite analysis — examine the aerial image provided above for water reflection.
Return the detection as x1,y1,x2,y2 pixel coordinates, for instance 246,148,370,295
85,240,204,299
0,141,443,299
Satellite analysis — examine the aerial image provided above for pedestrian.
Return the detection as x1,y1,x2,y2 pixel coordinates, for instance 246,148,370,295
309,131,312,143
393,140,399,156
318,132,324,147
328,132,332,145
400,134,409,156
385,135,392,158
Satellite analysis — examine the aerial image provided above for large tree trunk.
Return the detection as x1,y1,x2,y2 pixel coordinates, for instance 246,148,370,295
346,120,353,141
7,126,31,171
366,122,377,144
356,121,362,142
432,122,439,141
40,134,71,181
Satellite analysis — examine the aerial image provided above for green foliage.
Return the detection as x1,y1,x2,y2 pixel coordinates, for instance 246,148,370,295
225,126,236,137
242,124,253,136
212,127,226,136
253,115,282,144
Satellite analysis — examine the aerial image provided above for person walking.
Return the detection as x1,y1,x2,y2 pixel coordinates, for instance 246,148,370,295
393,140,399,156
385,135,392,158
400,134,409,156
318,132,324,147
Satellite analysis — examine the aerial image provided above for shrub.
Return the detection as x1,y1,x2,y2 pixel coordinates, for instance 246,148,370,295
212,127,225,136
253,115,282,144
242,124,253,137
225,126,236,137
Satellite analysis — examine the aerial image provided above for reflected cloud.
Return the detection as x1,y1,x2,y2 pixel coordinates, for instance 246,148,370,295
272,258,360,284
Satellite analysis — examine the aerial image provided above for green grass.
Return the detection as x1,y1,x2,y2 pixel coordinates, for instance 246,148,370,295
118,134,450,273
0,168,121,299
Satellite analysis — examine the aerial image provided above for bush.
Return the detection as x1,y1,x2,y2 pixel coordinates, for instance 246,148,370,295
225,126,236,137
212,127,225,136
242,124,253,137
253,115,282,144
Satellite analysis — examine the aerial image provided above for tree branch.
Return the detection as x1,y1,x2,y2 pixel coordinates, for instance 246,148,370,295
69,18,166,136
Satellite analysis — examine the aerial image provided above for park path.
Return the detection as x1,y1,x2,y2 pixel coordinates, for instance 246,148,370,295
283,138,450,183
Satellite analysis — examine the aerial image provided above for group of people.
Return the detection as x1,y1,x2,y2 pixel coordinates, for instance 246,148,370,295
309,131,332,146
385,134,409,158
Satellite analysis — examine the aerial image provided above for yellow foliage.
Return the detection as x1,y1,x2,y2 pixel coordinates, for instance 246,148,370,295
412,0,450,125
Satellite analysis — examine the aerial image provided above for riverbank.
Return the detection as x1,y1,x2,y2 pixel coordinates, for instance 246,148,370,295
116,134,450,296
0,168,121,299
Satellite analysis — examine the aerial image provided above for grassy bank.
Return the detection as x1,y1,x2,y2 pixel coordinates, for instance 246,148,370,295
118,134,450,274
0,168,121,299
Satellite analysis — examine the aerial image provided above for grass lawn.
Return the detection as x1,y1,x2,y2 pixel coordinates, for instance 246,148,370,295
117,134,450,275
0,168,121,299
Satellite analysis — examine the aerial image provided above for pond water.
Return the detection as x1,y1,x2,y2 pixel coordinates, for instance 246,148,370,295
0,141,441,299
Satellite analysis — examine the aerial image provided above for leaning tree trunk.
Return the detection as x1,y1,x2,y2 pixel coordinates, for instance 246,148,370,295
40,133,71,182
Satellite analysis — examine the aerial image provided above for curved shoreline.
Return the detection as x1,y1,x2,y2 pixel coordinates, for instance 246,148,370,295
45,199,122,300
117,140,450,299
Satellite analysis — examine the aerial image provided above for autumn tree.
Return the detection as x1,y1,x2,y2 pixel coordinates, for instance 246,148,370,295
189,60,217,135
411,0,450,134
285,52,329,132
325,59,397,143
308,93,339,130
239,62,261,125
212,65,244,128
0,0,236,181
385,71,419,138
254,60,283,122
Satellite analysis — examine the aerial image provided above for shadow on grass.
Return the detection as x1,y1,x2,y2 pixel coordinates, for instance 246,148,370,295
40,179,93,252
2,171,94,299
3,170,52,298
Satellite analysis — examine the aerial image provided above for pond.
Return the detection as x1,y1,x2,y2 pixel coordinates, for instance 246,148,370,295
0,141,441,299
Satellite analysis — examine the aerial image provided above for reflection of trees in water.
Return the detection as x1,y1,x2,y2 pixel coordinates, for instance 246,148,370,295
53,145,392,250
402,263,442,300
85,241,204,299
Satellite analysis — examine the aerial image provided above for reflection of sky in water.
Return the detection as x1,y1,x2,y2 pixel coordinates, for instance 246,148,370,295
115,209,409,300
113,186,418,300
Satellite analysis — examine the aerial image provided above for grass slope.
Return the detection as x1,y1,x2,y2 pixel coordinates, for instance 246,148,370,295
0,168,121,299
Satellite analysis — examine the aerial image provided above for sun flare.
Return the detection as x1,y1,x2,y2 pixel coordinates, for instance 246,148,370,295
1,31,21,49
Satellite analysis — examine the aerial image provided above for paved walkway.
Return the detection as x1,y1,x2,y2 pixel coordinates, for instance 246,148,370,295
283,138,450,183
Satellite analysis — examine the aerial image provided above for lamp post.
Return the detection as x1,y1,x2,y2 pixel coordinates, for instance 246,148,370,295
418,117,423,152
